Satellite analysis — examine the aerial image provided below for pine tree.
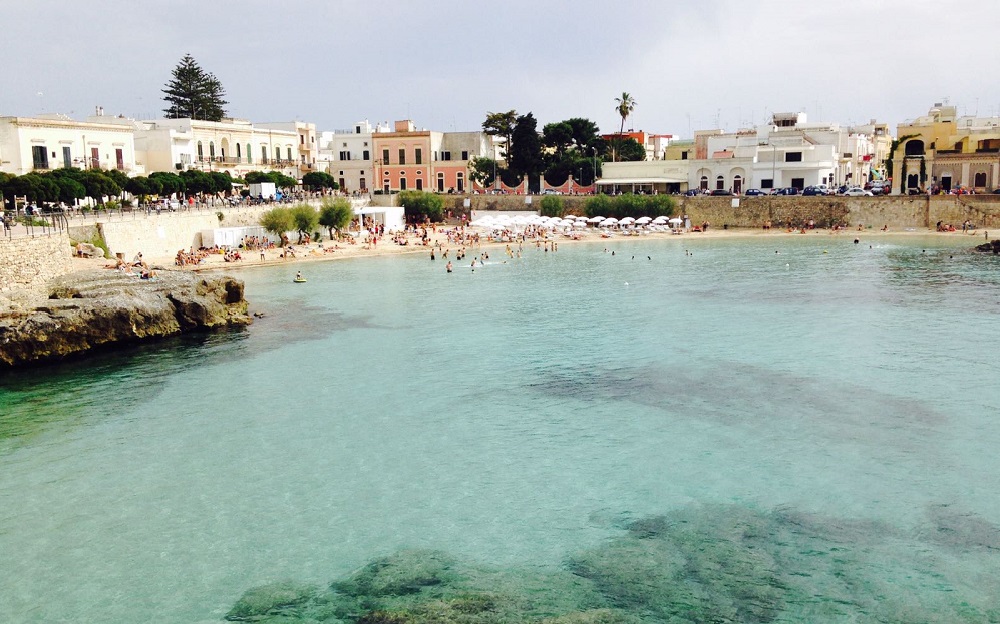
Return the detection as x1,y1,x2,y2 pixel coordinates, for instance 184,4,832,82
162,54,229,121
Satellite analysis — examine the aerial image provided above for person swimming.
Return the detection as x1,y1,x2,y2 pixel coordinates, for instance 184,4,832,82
446,261,453,273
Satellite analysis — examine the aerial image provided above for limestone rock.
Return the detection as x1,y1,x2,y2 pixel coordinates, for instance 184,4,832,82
0,269,251,367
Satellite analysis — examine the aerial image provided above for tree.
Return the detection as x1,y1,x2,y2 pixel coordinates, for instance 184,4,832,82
468,157,498,187
259,207,293,242
302,171,338,191
125,176,162,205
482,110,517,160
289,204,319,243
210,171,234,195
398,190,443,223
180,169,214,195
606,136,645,162
613,92,637,161
615,92,637,136
149,171,185,196
80,171,120,204
507,113,543,179
539,195,564,218
53,175,86,205
162,54,229,121
542,121,574,156
318,197,354,239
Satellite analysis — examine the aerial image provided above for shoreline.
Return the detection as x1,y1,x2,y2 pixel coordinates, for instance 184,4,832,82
57,224,991,281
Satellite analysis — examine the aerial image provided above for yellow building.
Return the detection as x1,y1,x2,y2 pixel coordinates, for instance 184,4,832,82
892,103,1000,193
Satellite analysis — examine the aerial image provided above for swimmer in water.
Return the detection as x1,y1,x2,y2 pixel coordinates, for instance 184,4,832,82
446,261,453,273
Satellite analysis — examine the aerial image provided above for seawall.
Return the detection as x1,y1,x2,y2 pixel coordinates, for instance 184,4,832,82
439,194,1000,231
0,233,72,296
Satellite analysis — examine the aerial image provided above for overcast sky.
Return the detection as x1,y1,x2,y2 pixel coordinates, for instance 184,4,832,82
4,0,999,138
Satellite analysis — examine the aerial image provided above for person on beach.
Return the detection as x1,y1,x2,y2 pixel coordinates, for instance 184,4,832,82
446,261,453,273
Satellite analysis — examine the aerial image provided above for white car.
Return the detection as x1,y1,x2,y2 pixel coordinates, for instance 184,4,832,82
843,187,873,196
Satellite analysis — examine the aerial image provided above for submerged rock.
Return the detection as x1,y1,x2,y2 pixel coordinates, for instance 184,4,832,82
333,549,458,598
225,581,318,621
0,269,251,367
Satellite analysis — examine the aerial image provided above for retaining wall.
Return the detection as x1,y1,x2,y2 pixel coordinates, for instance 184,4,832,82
0,233,72,294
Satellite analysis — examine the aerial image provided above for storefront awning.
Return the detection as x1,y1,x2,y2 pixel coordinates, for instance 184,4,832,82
596,177,686,185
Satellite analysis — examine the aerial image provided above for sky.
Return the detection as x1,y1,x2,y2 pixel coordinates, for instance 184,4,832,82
4,0,1000,138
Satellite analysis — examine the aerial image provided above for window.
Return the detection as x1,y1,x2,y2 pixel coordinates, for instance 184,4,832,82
416,178,423,190
761,179,773,189
362,150,370,160
32,145,49,169
262,146,268,162
785,151,802,162
339,151,351,160
287,147,292,161
441,151,451,161
461,150,469,160
209,141,216,159
359,178,366,189
62,146,72,168
456,172,464,193
975,172,987,187
700,175,708,190
398,148,406,165
247,144,252,164
197,141,204,159
415,148,422,165
300,135,305,144
355,126,361,134
116,148,124,170
681,151,688,160
382,148,389,164
791,178,804,189
400,177,407,190
716,175,724,190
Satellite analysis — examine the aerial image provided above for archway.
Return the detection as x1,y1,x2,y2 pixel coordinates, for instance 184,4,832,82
904,140,925,156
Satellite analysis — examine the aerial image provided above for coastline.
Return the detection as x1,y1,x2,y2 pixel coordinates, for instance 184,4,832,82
147,224,989,275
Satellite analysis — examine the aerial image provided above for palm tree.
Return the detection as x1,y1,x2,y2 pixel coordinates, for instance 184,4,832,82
614,92,637,162
615,92,637,135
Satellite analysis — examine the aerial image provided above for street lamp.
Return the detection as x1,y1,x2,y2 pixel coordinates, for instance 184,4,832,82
591,146,598,191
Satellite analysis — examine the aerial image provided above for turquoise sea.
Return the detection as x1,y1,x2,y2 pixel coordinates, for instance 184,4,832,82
2,233,1000,623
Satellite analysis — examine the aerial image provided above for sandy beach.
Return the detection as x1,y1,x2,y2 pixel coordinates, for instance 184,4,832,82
64,223,989,280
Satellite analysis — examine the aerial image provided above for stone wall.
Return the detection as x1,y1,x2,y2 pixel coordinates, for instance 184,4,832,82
70,205,276,262
0,233,73,294
442,194,1000,231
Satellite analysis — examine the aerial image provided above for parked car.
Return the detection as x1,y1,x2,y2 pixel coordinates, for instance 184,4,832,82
843,187,873,196
774,187,800,196
744,188,766,196
802,186,824,196
685,188,702,196
709,189,733,196
541,189,562,195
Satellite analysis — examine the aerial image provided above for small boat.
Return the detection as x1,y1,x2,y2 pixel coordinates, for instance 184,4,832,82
293,273,307,283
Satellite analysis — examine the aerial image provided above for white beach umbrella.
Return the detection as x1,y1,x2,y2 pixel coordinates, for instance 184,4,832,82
668,217,683,225
620,217,636,225
635,216,652,224
652,216,669,224
588,216,604,223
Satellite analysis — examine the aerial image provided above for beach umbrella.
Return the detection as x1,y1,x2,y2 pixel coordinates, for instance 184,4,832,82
588,216,604,223
652,216,669,224
668,217,683,225
620,217,636,225
635,216,652,224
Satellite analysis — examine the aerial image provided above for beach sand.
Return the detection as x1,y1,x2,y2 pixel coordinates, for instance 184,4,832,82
65,224,988,279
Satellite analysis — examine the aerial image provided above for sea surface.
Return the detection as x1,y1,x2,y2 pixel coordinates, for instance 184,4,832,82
2,233,1000,623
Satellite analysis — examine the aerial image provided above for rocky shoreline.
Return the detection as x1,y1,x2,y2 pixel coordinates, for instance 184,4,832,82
0,269,251,368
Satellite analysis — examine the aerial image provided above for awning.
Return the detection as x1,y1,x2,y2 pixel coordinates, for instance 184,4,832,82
596,177,687,185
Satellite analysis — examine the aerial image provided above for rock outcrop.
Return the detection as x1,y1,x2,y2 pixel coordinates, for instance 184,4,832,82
0,269,251,367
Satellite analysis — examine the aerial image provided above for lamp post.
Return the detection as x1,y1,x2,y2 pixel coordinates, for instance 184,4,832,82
591,146,598,192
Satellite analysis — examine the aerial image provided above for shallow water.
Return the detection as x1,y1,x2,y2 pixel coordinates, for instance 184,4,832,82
2,234,999,622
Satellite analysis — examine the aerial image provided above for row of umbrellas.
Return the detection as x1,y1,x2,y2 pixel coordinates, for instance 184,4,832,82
471,214,683,229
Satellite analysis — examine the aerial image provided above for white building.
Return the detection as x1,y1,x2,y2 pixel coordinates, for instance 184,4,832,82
318,120,387,194
134,117,300,178
0,109,139,176
597,113,889,194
